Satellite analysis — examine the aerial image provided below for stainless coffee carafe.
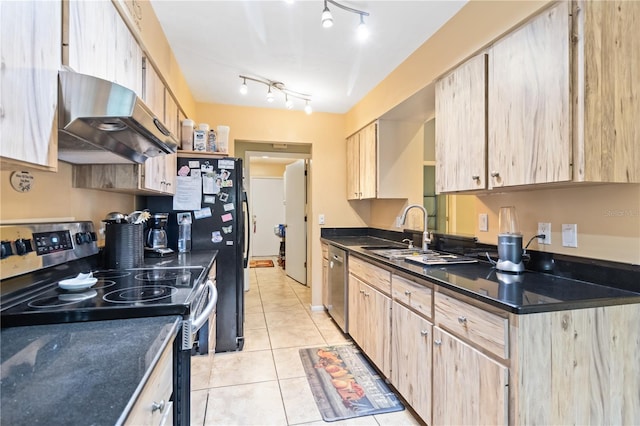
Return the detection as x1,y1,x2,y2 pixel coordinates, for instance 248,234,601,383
145,213,172,256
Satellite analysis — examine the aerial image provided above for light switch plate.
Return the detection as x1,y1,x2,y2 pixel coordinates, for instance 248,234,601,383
479,214,488,232
562,224,578,247
318,214,325,225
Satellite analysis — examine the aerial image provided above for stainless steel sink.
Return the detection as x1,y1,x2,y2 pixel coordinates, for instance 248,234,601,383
361,245,477,265
361,246,435,260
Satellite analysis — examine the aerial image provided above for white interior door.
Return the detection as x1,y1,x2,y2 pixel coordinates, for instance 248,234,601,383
284,160,307,285
249,177,284,257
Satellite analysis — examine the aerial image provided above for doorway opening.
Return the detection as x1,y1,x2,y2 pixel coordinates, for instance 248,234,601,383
236,141,311,287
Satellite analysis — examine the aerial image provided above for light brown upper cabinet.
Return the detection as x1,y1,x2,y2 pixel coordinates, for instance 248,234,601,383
573,0,639,182
0,0,60,171
435,1,639,194
347,119,422,200
65,0,142,95
346,122,377,200
488,1,571,189
435,53,487,192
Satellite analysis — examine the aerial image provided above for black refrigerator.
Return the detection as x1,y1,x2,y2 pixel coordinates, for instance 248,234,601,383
144,156,248,352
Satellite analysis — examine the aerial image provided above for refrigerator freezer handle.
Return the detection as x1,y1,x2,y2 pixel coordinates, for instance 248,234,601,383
242,190,250,268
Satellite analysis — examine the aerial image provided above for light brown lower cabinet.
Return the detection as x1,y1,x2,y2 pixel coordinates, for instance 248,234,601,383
391,301,433,424
432,327,508,426
348,274,391,378
124,333,174,425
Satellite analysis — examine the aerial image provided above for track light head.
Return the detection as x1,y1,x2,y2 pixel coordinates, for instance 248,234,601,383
240,78,248,95
266,86,275,103
357,14,369,41
285,95,294,110
304,101,312,115
321,4,333,28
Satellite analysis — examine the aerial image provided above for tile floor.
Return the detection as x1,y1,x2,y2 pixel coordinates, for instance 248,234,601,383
190,259,421,426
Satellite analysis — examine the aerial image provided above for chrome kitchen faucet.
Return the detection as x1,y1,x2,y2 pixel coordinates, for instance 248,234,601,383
400,204,431,251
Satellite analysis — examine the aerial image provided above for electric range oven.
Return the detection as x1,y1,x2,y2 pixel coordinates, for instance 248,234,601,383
0,221,217,425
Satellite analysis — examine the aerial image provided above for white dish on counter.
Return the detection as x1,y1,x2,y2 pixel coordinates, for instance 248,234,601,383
58,274,97,291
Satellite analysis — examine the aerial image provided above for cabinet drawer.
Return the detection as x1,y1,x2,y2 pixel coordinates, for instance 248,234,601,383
434,293,508,359
349,256,391,295
125,338,174,425
391,274,432,319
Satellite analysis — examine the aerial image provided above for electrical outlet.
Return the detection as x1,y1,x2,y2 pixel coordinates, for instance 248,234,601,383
562,224,578,247
478,214,488,232
537,222,551,245
318,214,325,225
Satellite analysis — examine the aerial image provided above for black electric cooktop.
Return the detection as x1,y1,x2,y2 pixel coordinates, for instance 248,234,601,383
1,265,205,327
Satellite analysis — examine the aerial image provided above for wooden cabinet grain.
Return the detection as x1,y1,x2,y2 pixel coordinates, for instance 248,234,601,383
436,1,639,193
346,122,376,200
143,58,165,123
573,0,640,182
391,301,432,424
435,53,487,192
0,0,60,171
348,257,391,377
488,1,571,189
124,333,174,425
433,327,508,426
66,0,142,95
73,153,176,195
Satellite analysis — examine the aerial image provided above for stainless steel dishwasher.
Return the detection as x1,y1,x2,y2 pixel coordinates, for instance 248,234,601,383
328,245,348,333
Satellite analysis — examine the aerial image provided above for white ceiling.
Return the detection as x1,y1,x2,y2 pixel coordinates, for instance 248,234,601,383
150,0,467,114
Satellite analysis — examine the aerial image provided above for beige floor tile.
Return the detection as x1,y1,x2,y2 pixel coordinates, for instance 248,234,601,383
209,349,276,388
320,326,352,346
269,323,326,349
204,381,287,425
243,326,271,351
280,377,323,424
245,311,267,330
262,296,305,313
244,295,264,314
190,388,209,425
272,347,308,380
191,353,213,391
264,308,313,329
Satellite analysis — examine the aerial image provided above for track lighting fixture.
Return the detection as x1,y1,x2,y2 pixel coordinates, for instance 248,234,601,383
321,1,333,28
321,0,369,39
239,75,312,113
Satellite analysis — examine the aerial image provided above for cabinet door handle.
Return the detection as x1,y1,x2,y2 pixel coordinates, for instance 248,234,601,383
490,171,500,178
152,400,165,413
472,175,480,181
434,339,442,346
420,330,428,336
364,292,370,297
458,316,467,324
404,290,412,296
359,290,365,294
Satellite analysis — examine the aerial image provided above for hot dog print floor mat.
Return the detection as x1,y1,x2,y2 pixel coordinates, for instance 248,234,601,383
299,344,404,422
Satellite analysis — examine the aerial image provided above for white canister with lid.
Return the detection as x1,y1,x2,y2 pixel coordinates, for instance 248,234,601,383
198,123,210,133
217,125,230,153
181,119,194,151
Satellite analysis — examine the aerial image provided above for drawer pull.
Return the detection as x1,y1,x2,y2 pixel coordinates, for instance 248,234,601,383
364,292,370,297
152,400,165,413
404,290,412,296
420,330,429,336
359,290,365,294
458,316,467,324
434,339,442,346
472,175,480,181
490,171,500,178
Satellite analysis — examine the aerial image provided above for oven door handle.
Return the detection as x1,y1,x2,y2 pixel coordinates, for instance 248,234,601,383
192,280,217,332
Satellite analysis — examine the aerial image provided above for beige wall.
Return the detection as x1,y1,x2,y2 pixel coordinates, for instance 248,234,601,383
0,163,135,245
250,163,286,178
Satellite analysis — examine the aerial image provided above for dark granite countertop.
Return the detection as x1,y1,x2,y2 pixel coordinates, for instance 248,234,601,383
0,316,181,425
322,235,640,314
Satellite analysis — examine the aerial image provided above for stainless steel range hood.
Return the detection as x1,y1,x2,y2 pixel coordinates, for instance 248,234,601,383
58,71,178,164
